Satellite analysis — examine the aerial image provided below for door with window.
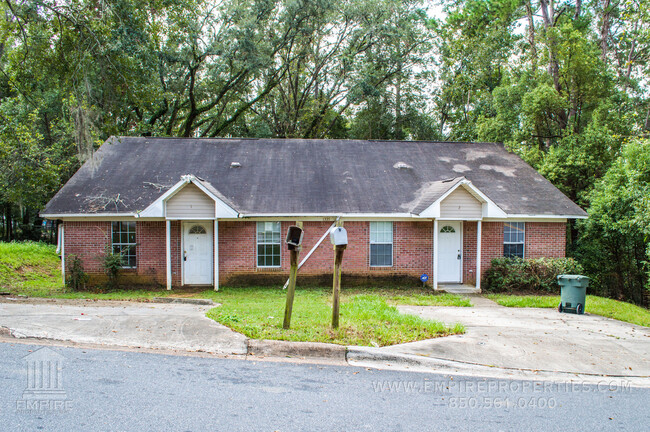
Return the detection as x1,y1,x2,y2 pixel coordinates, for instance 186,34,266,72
438,221,462,283
183,222,213,285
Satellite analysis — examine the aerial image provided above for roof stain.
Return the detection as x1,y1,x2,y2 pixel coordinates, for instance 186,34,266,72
479,164,516,177
452,164,471,173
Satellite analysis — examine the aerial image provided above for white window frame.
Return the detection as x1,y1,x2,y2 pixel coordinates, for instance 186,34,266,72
369,221,393,267
111,221,137,268
256,221,281,268
503,222,525,259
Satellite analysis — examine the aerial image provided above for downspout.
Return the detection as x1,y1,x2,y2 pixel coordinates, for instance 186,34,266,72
58,223,65,285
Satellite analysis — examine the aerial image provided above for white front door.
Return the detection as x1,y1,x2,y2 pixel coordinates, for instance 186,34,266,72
438,221,462,283
183,222,213,285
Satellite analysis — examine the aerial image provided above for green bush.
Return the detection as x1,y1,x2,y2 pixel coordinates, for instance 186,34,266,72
482,257,584,294
65,255,88,291
102,249,124,290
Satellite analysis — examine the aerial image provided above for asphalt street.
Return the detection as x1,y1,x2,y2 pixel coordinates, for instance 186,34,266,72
1,342,647,431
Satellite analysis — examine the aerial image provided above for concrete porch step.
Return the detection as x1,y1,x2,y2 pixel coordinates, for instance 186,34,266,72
438,284,480,294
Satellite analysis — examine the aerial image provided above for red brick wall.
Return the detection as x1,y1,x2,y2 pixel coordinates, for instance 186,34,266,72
481,222,506,279
463,222,477,284
461,221,566,285
64,220,566,288
218,221,434,284
525,222,566,258
64,221,111,275
64,221,180,286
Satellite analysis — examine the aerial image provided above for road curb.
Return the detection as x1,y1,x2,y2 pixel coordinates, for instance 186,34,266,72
247,339,347,360
345,346,650,387
346,346,481,371
152,297,215,306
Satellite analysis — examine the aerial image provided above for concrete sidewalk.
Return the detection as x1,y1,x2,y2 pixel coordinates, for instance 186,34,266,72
369,303,650,378
1,297,649,386
0,299,247,355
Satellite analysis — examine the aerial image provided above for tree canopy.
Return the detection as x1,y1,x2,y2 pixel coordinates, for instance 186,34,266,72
1,0,648,303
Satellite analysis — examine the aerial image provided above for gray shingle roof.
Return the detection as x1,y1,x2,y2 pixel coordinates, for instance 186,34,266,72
42,136,587,217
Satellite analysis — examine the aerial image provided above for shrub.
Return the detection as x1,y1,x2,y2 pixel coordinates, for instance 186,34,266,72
65,255,89,291
482,257,584,294
102,249,124,289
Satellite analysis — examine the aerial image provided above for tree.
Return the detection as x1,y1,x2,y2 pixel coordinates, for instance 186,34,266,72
577,138,650,305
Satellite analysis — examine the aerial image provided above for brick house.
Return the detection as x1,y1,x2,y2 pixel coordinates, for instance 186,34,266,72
41,137,587,290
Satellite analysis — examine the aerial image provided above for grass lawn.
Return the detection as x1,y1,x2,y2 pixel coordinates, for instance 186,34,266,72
2,241,467,345
205,287,465,346
0,241,63,292
486,294,650,327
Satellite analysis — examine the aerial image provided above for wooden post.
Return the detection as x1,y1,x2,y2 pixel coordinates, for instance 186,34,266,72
331,244,346,329
283,222,302,329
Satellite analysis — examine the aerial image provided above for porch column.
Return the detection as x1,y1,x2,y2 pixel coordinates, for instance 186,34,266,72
214,219,219,291
476,220,482,291
433,219,439,290
166,220,172,290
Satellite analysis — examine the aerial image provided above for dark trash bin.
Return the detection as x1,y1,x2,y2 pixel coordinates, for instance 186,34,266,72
557,275,590,314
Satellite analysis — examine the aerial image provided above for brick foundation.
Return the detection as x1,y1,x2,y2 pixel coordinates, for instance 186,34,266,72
63,220,566,288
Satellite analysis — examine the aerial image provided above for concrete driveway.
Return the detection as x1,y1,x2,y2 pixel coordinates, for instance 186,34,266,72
387,298,650,377
0,299,247,355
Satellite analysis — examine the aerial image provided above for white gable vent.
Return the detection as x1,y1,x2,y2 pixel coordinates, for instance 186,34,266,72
230,162,242,168
393,161,412,170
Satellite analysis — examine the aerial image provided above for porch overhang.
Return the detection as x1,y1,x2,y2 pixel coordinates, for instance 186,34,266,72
419,179,507,219
138,174,239,219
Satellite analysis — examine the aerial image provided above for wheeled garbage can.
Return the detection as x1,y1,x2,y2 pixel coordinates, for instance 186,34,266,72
557,275,590,314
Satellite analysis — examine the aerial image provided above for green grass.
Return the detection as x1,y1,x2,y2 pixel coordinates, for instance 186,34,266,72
205,288,464,346
0,241,63,292
486,294,650,327
386,292,472,307
1,241,467,345
485,294,560,308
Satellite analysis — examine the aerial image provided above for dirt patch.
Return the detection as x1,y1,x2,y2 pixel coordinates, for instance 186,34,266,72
15,265,36,274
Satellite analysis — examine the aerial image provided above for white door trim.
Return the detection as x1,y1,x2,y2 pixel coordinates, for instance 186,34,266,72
437,221,463,283
181,221,213,285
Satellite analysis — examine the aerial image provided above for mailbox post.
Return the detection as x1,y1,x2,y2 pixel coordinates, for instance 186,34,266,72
283,224,303,329
330,225,348,329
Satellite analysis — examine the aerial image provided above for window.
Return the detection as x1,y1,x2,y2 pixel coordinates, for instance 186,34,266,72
257,222,281,267
370,222,393,266
112,221,137,268
504,222,525,258
440,225,456,233
189,225,207,234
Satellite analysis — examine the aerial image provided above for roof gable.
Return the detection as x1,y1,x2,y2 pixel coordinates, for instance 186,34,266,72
419,179,507,218
138,174,238,219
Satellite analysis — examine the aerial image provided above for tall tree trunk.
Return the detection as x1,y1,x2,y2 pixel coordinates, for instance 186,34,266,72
574,0,582,20
540,0,568,130
623,18,639,90
525,1,538,69
394,64,403,140
5,204,13,242
600,0,612,61
540,0,560,92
